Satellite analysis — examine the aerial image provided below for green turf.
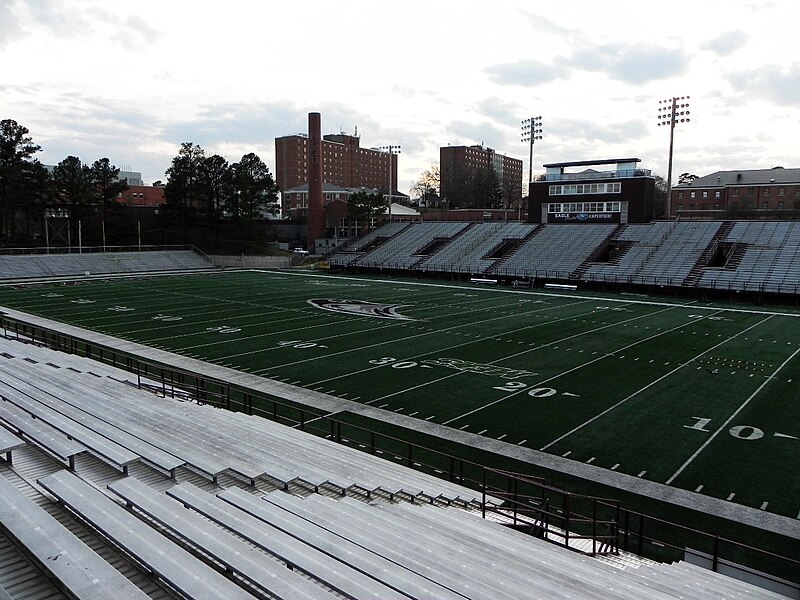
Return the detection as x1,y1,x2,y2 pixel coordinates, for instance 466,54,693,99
1,270,799,522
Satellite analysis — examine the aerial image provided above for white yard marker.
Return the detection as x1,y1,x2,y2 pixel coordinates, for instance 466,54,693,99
695,485,704,492
760,501,769,510
497,434,507,440
611,464,619,470
478,429,487,435
562,451,572,457
667,344,800,485
727,493,736,501
517,439,528,445
638,471,647,478
425,415,435,421
459,424,469,430
586,457,595,464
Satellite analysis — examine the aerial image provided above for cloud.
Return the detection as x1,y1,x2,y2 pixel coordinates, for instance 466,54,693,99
552,117,648,144
571,42,690,84
484,59,563,86
443,120,507,150
0,2,25,48
700,30,748,56
475,98,528,126
726,63,800,106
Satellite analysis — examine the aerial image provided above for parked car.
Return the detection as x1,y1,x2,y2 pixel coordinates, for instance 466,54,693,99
292,248,309,255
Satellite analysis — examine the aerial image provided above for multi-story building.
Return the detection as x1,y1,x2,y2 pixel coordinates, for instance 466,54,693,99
274,131,398,215
670,167,800,218
116,185,164,208
439,144,523,209
528,158,656,224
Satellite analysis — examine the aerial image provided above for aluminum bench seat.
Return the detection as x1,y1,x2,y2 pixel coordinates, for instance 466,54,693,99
264,491,554,600
0,423,25,464
37,470,258,600
167,482,413,600
219,487,480,600
0,379,138,473
0,472,149,600
0,363,185,476
106,477,336,600
0,399,84,468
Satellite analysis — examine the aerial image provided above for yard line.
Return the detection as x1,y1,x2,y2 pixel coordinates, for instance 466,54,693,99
295,298,593,383
665,344,800,485
442,305,712,426
517,439,527,445
539,314,772,452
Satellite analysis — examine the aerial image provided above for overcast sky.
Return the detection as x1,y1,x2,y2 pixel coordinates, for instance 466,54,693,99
3,0,800,194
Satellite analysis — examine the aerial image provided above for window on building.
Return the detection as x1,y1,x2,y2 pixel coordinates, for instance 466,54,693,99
778,201,785,209
747,187,755,196
702,191,708,198
763,188,770,196
714,203,720,209
689,203,695,210
690,191,696,198
715,191,721,198
701,203,707,210
677,204,683,211
762,202,769,209
677,191,684,199
779,187,785,196
732,189,739,197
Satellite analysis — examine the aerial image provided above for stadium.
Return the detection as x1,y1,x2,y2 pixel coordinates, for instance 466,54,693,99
0,232,798,599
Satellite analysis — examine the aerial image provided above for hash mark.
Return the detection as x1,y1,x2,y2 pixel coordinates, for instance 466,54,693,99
459,424,469,430
517,439,528,445
637,471,647,478
760,501,769,510
727,493,735,501
562,451,571,457
611,464,619,470
695,485,703,492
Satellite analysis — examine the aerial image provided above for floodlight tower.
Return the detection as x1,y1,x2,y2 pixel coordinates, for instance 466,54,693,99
379,145,401,221
657,96,691,219
521,116,543,186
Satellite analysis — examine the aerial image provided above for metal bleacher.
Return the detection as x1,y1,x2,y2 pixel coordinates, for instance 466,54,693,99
495,224,617,278
0,336,790,598
352,221,470,269
699,221,800,294
0,250,215,280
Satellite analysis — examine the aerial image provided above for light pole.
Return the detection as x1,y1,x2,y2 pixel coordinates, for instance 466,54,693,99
379,145,401,223
521,116,542,219
657,96,690,219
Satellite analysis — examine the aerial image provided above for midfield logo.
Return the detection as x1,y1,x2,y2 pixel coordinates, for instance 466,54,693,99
307,298,415,320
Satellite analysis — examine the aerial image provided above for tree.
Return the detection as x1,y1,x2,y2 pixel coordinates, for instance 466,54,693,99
197,154,233,239
91,158,128,222
52,155,95,216
165,142,206,243
347,190,386,233
653,174,669,218
677,172,699,185
410,164,440,207
228,153,279,238
0,119,42,241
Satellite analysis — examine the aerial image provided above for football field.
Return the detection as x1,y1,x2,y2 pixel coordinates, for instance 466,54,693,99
1,269,798,519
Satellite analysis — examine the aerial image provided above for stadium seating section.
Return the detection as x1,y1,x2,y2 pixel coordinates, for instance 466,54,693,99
329,220,800,295
0,250,215,280
0,335,789,599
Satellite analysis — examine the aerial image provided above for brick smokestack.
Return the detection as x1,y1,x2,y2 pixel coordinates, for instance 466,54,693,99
307,112,324,252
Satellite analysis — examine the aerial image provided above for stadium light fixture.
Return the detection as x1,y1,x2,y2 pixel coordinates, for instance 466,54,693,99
379,145,401,221
521,116,543,185
657,96,691,219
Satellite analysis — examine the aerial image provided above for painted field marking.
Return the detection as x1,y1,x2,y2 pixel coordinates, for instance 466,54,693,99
425,415,435,421
761,502,769,510
695,485,704,492
459,424,469,430
638,471,647,478
611,464,619,470
276,269,800,319
562,451,572,457
586,457,596,464
727,493,736,501
540,314,772,453
666,344,800,485
497,434,507,440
